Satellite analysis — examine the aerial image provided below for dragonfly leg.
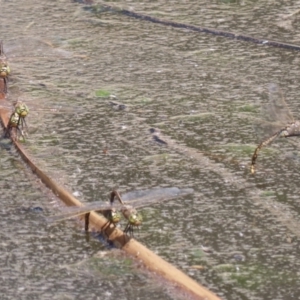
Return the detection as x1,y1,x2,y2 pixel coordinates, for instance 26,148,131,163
3,125,25,141
17,116,28,132
18,118,28,138
101,220,114,240
84,212,90,231
129,226,135,237
3,127,10,138
16,117,23,135
124,223,130,234
84,210,114,240
22,117,28,131
16,127,25,141
124,223,135,237
3,125,14,139
121,223,131,244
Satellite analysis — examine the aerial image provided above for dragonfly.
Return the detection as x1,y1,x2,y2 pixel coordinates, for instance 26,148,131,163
2,37,77,75
251,83,300,174
13,101,29,129
2,100,29,140
1,37,85,102
2,36,85,89
0,98,86,139
0,99,81,118
4,112,25,140
47,187,194,236
0,41,10,94
0,38,87,132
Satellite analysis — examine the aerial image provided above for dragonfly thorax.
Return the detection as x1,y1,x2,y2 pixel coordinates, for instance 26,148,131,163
15,102,29,117
110,210,122,224
9,112,20,127
102,209,122,224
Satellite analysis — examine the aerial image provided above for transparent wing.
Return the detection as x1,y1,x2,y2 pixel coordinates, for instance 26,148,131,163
46,202,116,223
264,83,293,123
122,187,194,208
47,187,193,223
0,41,7,61
256,83,294,139
26,102,85,115
0,99,85,116
0,39,89,118
3,37,75,62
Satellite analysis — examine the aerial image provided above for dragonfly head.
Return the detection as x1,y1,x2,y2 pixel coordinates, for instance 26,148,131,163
15,102,29,117
9,113,20,127
128,212,143,226
102,209,122,224
0,63,10,78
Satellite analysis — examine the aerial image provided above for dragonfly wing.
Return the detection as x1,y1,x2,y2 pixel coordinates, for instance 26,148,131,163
254,83,293,141
0,41,5,58
46,207,90,223
4,37,74,60
263,83,293,126
46,202,121,224
122,187,193,201
47,187,193,224
122,187,194,209
254,118,279,136
31,103,86,115
4,95,86,116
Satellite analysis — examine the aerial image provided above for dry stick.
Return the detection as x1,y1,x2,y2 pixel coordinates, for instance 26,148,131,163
0,105,221,300
99,4,300,52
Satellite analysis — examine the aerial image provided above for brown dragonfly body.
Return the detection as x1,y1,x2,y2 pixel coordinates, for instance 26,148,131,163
3,101,29,140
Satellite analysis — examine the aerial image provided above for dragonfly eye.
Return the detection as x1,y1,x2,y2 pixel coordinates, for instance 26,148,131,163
0,65,10,77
